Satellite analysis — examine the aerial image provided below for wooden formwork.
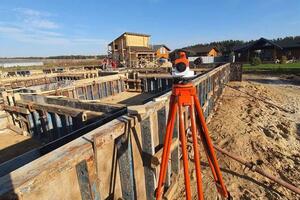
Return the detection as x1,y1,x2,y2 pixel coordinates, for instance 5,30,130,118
0,94,126,176
0,63,233,200
39,74,126,100
0,70,100,90
2,74,126,139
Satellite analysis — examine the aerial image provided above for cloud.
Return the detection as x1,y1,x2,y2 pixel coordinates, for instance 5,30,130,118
14,8,42,17
25,18,59,29
14,7,59,29
0,8,107,55
0,26,22,34
72,38,106,44
0,23,106,46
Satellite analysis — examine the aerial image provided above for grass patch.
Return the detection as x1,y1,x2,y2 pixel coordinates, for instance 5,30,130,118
243,62,300,73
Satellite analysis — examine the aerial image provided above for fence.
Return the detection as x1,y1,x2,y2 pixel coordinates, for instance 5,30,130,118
0,63,235,200
194,55,235,64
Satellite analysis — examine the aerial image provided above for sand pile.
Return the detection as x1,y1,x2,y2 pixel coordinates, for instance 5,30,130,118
175,76,300,199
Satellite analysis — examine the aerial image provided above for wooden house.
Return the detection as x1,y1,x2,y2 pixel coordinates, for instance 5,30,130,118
233,37,300,62
184,46,220,57
108,32,155,67
233,38,283,62
151,44,171,59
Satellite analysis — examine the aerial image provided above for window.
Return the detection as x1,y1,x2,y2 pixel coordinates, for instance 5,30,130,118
160,48,165,54
114,44,118,49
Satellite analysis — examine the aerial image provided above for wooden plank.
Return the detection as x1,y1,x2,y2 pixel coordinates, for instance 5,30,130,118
138,74,172,79
140,117,156,200
163,175,179,200
156,106,171,186
93,117,131,200
7,124,27,135
2,104,30,114
129,116,148,200
49,112,59,139
76,160,93,200
37,110,49,139
151,139,179,168
58,114,68,135
17,101,103,119
116,131,137,199
171,108,180,175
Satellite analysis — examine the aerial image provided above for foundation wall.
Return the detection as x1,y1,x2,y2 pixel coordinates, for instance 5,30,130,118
0,63,234,200
2,74,126,136
0,70,99,90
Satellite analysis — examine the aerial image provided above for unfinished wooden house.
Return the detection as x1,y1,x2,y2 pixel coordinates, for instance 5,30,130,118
151,44,171,59
108,32,155,67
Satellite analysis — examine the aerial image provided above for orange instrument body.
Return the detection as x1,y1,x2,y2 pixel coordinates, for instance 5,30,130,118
174,51,189,67
172,51,194,78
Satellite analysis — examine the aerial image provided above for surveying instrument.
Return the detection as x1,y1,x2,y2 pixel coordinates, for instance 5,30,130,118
155,50,230,200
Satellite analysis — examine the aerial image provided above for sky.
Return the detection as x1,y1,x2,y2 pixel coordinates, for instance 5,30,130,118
0,0,300,57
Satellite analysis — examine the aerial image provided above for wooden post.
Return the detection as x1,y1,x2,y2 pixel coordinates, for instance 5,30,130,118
141,117,156,200
157,106,171,187
121,38,125,63
49,112,58,139
129,46,131,68
59,114,68,136
37,110,49,140
73,114,84,130
116,131,136,199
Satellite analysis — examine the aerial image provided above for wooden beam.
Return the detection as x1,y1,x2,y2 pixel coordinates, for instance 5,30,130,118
151,139,179,168
163,175,179,200
7,124,28,135
2,104,30,115
16,101,103,119
138,74,173,79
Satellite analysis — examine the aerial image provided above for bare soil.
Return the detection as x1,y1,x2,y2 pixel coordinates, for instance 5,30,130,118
175,74,300,199
98,91,156,105
0,111,41,164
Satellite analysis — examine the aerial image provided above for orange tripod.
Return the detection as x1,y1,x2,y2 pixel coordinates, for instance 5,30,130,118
156,83,230,200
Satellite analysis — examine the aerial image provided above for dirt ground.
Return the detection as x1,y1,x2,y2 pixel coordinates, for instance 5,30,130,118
175,74,300,199
0,111,41,164
98,91,156,105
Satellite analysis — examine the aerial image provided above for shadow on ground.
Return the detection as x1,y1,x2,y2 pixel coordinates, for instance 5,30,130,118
119,93,157,105
243,74,300,86
0,138,41,164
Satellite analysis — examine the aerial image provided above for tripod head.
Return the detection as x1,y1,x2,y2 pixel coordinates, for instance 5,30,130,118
170,49,195,83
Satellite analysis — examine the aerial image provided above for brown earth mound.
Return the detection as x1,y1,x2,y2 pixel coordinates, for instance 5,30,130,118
175,75,300,199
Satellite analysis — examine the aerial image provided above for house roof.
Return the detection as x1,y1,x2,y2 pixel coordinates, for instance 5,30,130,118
129,46,155,52
169,49,196,61
233,37,283,52
109,32,151,45
151,44,171,51
274,37,300,48
183,45,218,55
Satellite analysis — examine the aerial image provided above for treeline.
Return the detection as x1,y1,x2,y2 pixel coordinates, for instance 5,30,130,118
184,36,300,53
0,55,107,59
272,36,300,43
47,55,106,59
185,40,244,53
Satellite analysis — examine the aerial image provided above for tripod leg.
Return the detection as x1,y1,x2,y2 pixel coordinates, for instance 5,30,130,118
189,102,204,200
156,95,178,200
193,95,229,198
178,103,192,200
